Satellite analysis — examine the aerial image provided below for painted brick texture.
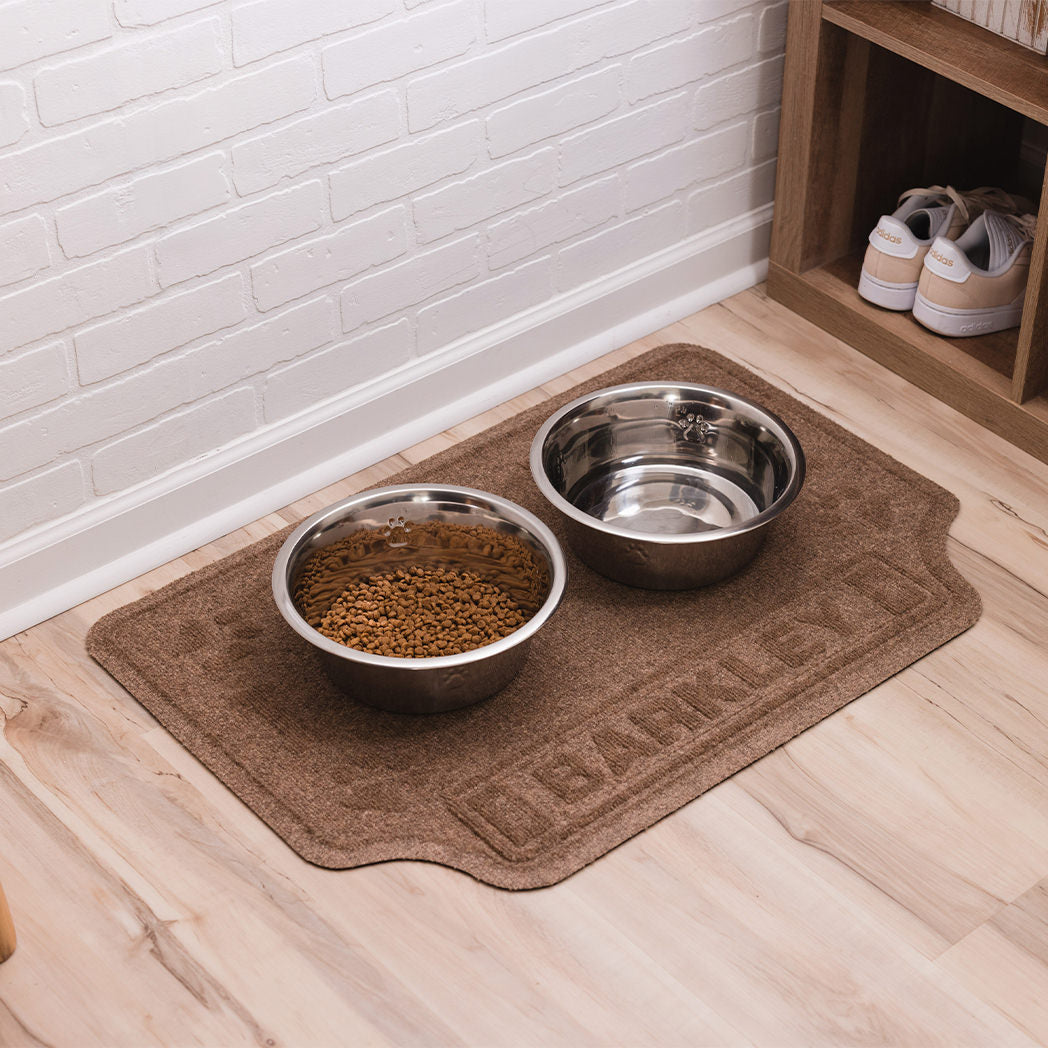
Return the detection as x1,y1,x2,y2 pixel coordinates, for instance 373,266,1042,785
0,0,112,73
33,18,225,126
0,83,29,147
0,0,783,546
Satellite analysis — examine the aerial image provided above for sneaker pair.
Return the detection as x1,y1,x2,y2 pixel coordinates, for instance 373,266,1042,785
858,185,1036,337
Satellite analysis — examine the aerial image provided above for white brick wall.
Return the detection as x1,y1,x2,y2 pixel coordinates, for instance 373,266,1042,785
417,258,552,353
413,148,556,243
0,83,29,147
55,153,231,257
250,206,408,311
1,246,155,348
486,176,619,270
0,215,51,285
486,69,619,159
625,123,750,213
91,387,256,493
0,58,316,216
34,18,224,126
339,234,481,329
0,461,85,544
0,343,70,420
0,0,112,72
73,273,247,382
321,1,476,101
264,317,413,422
483,0,611,42
556,202,685,292
558,93,691,186
627,18,756,103
155,179,325,285
231,94,401,195
329,122,482,221
231,0,396,65
0,0,784,550
115,0,223,29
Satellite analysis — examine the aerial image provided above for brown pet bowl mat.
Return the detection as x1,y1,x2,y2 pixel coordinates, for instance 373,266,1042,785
87,344,981,890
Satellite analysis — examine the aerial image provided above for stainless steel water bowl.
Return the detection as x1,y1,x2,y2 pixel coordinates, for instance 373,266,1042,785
272,485,567,714
530,382,805,589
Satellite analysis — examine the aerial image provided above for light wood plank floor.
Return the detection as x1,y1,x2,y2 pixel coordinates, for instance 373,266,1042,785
2,286,1047,1047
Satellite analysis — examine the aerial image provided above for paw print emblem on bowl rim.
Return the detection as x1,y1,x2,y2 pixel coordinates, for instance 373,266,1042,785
675,404,713,442
383,515,413,547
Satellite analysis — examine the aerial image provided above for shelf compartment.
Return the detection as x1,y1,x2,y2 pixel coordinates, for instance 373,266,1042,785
770,0,1048,465
773,17,1028,277
822,0,1048,125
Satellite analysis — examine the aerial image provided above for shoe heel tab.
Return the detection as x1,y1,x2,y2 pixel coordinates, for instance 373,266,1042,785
923,236,969,282
869,215,918,258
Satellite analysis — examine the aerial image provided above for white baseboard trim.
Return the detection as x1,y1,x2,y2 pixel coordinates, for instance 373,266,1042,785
0,205,772,640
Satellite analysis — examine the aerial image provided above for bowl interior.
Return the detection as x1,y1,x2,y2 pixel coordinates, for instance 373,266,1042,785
539,385,802,537
286,491,554,633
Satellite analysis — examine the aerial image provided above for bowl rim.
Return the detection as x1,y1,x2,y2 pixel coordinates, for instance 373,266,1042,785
529,380,806,545
272,483,567,670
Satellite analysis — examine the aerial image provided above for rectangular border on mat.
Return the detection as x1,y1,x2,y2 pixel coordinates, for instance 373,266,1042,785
0,207,771,641
442,551,940,862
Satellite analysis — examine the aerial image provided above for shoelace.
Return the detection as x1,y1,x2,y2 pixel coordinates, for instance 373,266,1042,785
1001,212,1038,241
897,184,1032,225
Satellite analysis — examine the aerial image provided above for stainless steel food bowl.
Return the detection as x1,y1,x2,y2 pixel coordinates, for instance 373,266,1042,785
272,485,566,714
530,381,805,589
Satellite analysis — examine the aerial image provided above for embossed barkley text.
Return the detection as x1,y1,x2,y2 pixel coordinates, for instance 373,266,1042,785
447,553,934,861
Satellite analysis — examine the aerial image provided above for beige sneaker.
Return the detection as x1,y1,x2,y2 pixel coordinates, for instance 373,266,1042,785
913,211,1035,337
858,186,1028,311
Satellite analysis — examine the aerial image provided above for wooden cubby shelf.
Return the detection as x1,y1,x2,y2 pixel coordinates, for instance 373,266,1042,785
768,0,1048,464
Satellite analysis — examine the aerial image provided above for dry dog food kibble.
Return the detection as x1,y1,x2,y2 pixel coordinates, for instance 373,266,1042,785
315,565,526,657
293,520,549,659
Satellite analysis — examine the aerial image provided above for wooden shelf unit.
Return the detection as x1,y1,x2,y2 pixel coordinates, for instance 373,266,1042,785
767,0,1048,464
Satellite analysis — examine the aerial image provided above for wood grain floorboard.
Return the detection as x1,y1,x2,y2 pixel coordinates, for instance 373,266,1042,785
1,289,1046,1046
940,876,1048,1044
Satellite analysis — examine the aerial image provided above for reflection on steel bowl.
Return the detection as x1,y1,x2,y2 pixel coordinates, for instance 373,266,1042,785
530,382,805,589
272,485,567,714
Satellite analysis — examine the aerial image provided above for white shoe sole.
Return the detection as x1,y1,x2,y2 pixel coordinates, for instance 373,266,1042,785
858,269,918,311
912,291,1023,337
